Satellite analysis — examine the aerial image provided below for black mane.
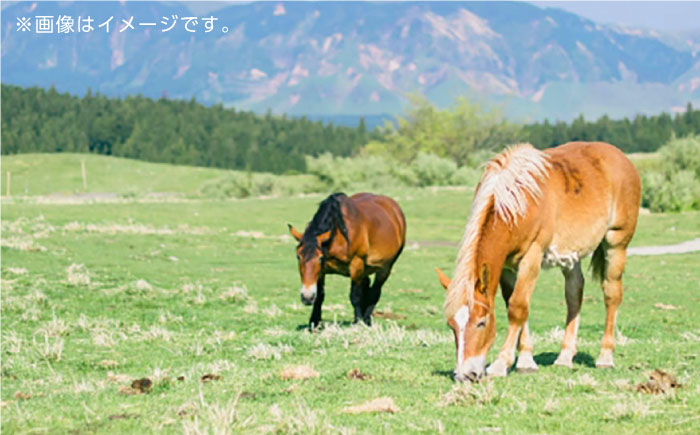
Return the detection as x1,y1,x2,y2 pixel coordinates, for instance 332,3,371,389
300,193,349,260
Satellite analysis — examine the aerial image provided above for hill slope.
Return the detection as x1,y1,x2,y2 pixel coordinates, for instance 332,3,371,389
1,153,313,197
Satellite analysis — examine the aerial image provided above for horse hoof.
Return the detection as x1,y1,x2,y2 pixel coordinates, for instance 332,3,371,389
553,349,575,368
596,349,615,368
553,359,573,369
485,359,509,377
515,353,539,374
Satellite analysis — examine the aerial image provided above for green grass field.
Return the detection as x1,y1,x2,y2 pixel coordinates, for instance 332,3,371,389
2,155,699,434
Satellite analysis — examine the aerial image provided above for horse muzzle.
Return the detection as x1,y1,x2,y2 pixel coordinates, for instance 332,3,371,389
300,284,317,305
454,356,486,383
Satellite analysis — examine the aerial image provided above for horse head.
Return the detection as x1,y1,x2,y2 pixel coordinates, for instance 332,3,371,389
436,267,495,382
289,224,330,305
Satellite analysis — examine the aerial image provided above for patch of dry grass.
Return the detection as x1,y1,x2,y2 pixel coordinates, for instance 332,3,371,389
343,397,400,414
279,365,319,381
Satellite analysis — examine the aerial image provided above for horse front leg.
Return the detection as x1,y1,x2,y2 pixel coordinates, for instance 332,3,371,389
349,257,367,324
308,274,325,330
501,269,538,373
350,278,369,324
487,247,542,377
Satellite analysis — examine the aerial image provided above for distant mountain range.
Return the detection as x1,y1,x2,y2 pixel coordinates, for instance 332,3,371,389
2,1,700,124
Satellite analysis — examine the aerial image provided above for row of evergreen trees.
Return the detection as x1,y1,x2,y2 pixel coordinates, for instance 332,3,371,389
524,104,700,152
0,84,372,173
3,84,700,172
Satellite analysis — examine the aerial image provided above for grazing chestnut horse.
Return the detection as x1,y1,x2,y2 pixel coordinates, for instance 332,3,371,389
289,193,406,328
436,142,640,382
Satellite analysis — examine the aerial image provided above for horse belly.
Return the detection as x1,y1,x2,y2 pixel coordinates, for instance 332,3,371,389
542,218,608,270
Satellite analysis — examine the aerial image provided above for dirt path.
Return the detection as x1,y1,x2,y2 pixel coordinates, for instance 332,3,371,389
410,238,700,256
627,238,700,256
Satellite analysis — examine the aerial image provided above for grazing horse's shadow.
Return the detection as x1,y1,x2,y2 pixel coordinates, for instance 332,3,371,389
534,351,596,368
295,320,355,331
432,369,454,379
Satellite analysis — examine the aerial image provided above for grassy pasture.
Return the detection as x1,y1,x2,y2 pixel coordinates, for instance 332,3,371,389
1,156,699,434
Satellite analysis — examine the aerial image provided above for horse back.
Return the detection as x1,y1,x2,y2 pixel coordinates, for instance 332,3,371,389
532,142,641,258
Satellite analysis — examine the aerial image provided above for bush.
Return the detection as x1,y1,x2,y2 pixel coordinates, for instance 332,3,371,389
410,152,457,186
305,153,403,191
306,152,484,190
642,170,700,212
199,172,320,199
658,135,700,177
640,135,700,212
451,166,482,186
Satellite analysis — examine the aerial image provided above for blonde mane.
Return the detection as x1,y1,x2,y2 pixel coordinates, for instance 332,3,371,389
444,143,551,319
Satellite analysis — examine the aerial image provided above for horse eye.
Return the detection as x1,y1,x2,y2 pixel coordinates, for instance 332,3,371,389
476,319,487,329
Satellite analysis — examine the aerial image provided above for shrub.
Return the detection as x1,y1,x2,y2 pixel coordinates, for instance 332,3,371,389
306,153,404,190
410,152,457,186
306,152,484,190
642,170,700,212
199,172,319,199
658,135,700,177
640,135,700,212
451,166,482,186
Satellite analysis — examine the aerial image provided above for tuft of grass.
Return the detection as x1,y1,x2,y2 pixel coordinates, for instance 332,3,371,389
66,263,90,286
245,343,294,361
439,381,502,407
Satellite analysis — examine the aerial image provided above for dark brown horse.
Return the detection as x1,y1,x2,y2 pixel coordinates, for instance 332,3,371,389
289,193,406,328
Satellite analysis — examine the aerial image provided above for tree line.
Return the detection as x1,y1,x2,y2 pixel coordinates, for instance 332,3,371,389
0,84,372,174
524,104,700,152
3,84,700,173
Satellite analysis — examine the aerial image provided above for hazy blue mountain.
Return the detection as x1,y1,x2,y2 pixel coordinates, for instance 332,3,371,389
2,1,699,122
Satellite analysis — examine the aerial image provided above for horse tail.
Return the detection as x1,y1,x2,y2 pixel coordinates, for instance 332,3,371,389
591,242,607,283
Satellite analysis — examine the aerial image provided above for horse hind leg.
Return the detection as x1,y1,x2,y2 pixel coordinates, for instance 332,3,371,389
554,262,584,368
596,229,630,368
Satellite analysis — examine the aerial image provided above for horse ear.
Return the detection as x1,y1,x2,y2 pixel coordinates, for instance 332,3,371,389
288,224,302,241
317,231,331,244
435,267,451,290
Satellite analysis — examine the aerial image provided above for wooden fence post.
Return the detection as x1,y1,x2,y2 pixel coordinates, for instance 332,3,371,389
81,160,87,191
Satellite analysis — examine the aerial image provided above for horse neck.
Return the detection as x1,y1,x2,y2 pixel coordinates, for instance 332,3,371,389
473,213,511,303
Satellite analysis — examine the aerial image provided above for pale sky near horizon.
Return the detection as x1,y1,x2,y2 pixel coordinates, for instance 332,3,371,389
531,1,700,32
